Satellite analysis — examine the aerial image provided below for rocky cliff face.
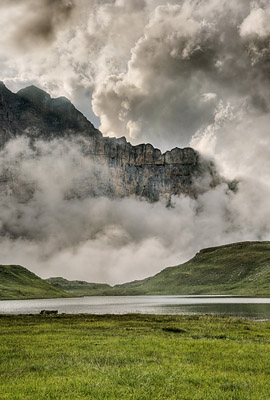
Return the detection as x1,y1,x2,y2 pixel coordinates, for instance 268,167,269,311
0,82,101,143
0,82,220,202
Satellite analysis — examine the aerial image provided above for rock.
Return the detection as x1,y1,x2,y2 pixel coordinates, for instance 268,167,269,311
0,82,222,202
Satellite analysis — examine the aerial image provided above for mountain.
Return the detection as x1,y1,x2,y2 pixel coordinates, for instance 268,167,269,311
0,81,222,202
0,82,101,143
46,277,111,297
46,242,270,296
111,241,270,296
0,265,67,300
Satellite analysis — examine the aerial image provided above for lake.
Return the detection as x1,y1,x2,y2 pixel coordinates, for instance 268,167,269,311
1,296,270,319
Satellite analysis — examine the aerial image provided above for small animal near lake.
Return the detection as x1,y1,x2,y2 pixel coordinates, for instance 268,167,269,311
39,310,58,315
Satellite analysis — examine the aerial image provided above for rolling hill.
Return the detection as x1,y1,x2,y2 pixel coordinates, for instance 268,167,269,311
0,265,68,300
1,242,270,300
112,241,270,296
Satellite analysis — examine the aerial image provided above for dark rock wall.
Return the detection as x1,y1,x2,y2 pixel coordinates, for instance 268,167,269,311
0,82,220,202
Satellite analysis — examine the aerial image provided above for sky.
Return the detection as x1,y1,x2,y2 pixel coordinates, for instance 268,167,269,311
0,0,269,283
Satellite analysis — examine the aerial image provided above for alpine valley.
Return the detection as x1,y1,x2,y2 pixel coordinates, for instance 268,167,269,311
0,241,270,299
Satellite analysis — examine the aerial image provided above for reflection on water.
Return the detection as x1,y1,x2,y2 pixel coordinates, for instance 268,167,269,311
160,303,270,320
0,296,270,320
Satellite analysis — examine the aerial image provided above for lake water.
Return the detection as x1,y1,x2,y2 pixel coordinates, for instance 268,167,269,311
1,296,270,320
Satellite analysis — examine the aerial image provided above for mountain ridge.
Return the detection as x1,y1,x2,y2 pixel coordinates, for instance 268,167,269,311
0,81,222,202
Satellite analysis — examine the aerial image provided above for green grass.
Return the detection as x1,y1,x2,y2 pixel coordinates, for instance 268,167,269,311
0,314,269,399
111,241,270,296
0,265,68,300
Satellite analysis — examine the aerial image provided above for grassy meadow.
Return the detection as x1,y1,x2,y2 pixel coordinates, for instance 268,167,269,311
0,314,269,399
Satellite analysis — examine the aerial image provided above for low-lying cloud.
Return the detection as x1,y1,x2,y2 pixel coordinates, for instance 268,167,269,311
0,137,268,284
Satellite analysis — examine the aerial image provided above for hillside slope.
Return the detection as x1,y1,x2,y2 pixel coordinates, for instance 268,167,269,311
46,277,112,297
0,265,68,300
111,241,270,296
2,242,270,300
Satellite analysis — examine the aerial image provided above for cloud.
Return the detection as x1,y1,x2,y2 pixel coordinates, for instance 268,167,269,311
0,0,75,50
240,5,270,38
1,0,270,150
90,0,270,149
0,136,269,284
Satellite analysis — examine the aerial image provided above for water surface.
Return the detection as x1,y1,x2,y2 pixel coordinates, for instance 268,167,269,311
1,296,270,320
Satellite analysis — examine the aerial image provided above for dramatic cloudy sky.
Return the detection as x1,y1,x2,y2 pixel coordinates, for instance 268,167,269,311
0,0,269,283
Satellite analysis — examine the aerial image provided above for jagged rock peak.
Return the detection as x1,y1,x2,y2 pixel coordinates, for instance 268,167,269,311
0,81,11,93
17,85,72,109
17,85,51,107
0,82,100,141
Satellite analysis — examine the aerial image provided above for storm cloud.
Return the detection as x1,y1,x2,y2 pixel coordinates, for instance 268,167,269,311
0,0,75,49
1,1,270,149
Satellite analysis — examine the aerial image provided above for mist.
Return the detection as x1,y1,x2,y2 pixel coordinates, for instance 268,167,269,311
0,136,268,284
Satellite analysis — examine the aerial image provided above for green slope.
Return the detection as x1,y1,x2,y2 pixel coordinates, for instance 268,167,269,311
46,277,112,296
111,241,270,296
0,265,68,300
2,241,270,300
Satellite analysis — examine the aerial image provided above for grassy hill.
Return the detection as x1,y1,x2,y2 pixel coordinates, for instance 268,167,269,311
111,241,270,296
0,265,68,300
46,277,112,297
1,242,270,299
